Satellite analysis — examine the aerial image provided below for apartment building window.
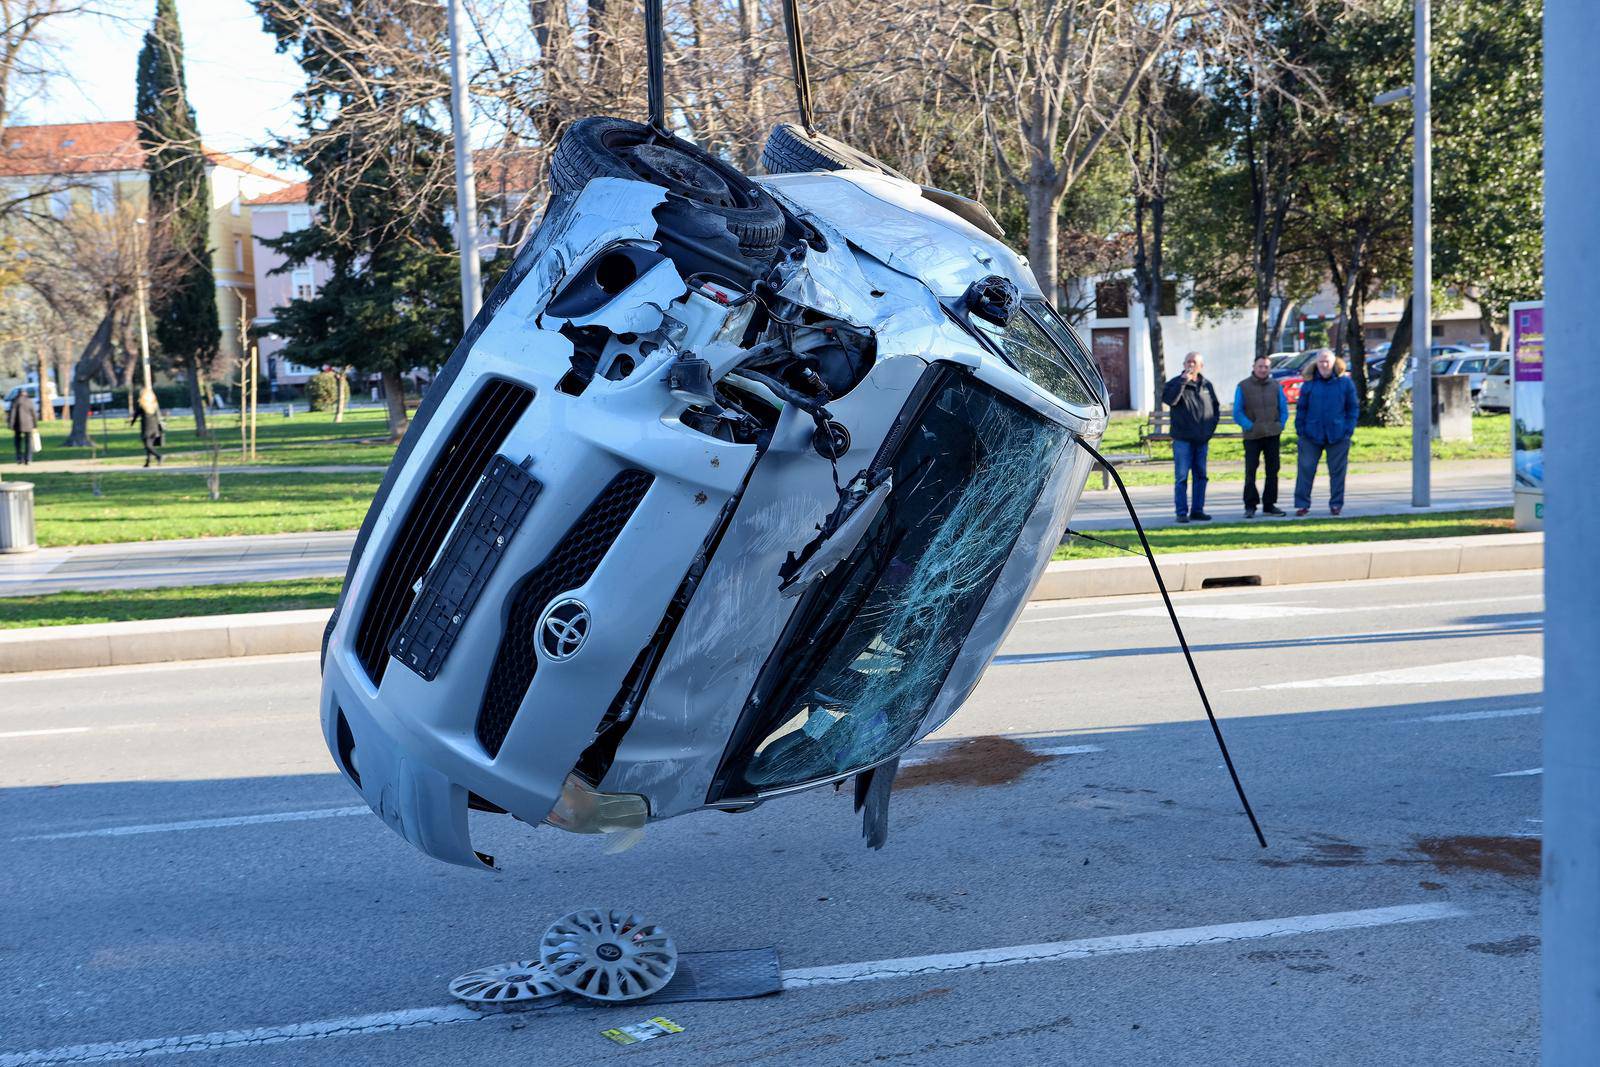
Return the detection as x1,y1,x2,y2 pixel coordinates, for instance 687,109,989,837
233,236,245,273
287,208,310,231
91,185,113,215
49,190,71,219
292,268,315,301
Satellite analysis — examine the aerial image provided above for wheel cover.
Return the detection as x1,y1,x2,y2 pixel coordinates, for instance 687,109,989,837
447,959,565,1005
538,908,678,1002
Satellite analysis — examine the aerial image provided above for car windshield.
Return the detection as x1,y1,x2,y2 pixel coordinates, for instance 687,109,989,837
714,371,1067,798
970,298,1104,413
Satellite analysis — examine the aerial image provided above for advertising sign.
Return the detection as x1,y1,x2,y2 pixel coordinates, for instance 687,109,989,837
1509,301,1544,530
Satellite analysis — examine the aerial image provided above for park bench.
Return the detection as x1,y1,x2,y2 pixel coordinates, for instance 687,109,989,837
1139,408,1246,449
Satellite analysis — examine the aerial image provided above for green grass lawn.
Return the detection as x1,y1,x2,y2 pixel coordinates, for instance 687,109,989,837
0,578,343,629
1052,508,1515,560
29,406,398,468
1101,412,1510,465
24,470,383,546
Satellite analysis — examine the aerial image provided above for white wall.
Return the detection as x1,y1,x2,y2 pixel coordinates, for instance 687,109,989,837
1074,273,1260,413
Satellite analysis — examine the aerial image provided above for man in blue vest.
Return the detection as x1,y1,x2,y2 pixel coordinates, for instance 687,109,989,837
1162,351,1220,522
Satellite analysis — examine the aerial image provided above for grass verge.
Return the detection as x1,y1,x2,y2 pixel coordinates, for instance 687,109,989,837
1052,508,1515,561
0,578,343,629
25,470,382,546
23,406,398,468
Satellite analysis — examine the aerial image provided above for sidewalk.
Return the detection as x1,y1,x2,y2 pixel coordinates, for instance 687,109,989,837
1072,458,1509,530
0,531,355,598
0,461,1512,598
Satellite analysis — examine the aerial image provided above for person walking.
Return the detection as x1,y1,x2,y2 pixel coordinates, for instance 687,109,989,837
131,388,164,467
1233,354,1288,517
7,390,37,465
1162,351,1220,523
1293,348,1360,516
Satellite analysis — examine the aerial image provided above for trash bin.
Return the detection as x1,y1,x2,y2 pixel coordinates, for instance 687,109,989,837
0,481,37,553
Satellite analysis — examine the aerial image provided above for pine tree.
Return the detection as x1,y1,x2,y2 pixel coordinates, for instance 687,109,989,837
136,0,219,436
255,1,462,440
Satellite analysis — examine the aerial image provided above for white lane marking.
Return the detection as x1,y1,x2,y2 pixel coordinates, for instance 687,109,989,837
18,739,1100,844
1020,570,1542,614
0,903,1468,1066
1403,705,1542,724
1244,655,1543,691
0,727,91,739
1030,744,1105,757
781,902,1467,989
1494,767,1543,778
0,1006,482,1067
1026,593,1541,625
899,743,1102,768
15,807,367,842
0,652,318,686
992,651,1094,665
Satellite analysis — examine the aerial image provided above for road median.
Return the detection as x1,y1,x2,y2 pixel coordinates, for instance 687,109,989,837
0,532,1542,674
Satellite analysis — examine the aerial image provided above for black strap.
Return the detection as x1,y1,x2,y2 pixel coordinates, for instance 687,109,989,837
644,0,666,133
1078,439,1268,848
780,0,816,133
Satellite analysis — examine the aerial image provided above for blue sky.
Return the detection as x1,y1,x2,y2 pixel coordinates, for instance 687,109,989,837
14,1,304,170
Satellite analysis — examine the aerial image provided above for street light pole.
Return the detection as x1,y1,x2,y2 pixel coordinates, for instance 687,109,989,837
446,0,482,329
1410,0,1432,508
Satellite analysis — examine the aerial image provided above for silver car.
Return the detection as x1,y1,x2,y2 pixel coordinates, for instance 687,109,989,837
319,119,1109,869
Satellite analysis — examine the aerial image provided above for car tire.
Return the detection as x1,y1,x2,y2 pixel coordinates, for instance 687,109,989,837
549,117,785,261
760,122,907,180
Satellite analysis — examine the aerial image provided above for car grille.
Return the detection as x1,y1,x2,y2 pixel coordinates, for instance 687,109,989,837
352,378,534,684
475,469,654,758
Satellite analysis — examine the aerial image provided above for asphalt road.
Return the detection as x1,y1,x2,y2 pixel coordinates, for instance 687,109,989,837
0,570,1542,1064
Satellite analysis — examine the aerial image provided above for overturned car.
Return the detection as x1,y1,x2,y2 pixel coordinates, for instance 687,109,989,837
319,118,1110,869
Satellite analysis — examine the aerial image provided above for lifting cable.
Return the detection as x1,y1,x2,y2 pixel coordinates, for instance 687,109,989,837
780,0,817,134
644,0,667,133
1076,438,1269,849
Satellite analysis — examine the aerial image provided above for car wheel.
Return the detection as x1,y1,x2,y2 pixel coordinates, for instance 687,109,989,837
550,117,785,261
760,122,907,180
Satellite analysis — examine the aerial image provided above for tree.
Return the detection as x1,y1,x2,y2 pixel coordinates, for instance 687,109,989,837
954,0,1236,303
255,0,461,439
136,0,219,437
1432,0,1541,346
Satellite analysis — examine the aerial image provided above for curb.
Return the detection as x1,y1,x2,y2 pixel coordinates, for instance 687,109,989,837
0,532,1542,674
0,609,330,674
1034,531,1542,600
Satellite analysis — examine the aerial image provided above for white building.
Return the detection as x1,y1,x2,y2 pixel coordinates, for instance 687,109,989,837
1068,273,1259,413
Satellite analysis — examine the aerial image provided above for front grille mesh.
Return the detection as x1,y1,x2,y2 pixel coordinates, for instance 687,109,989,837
353,379,534,684
475,470,654,757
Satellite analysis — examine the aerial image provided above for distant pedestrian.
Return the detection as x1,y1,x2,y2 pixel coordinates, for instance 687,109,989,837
7,391,37,464
1233,354,1288,518
1293,349,1360,516
1162,351,1220,523
131,388,164,467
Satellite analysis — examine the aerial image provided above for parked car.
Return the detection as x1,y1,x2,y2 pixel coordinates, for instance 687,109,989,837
1473,355,1513,412
319,117,1109,869
2,383,70,417
1268,350,1318,403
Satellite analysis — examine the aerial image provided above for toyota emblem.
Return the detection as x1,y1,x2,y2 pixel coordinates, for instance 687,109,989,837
538,599,591,660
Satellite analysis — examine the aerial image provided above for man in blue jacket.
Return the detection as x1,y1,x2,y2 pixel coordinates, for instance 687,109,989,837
1232,354,1289,517
1161,351,1220,522
1293,348,1360,515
